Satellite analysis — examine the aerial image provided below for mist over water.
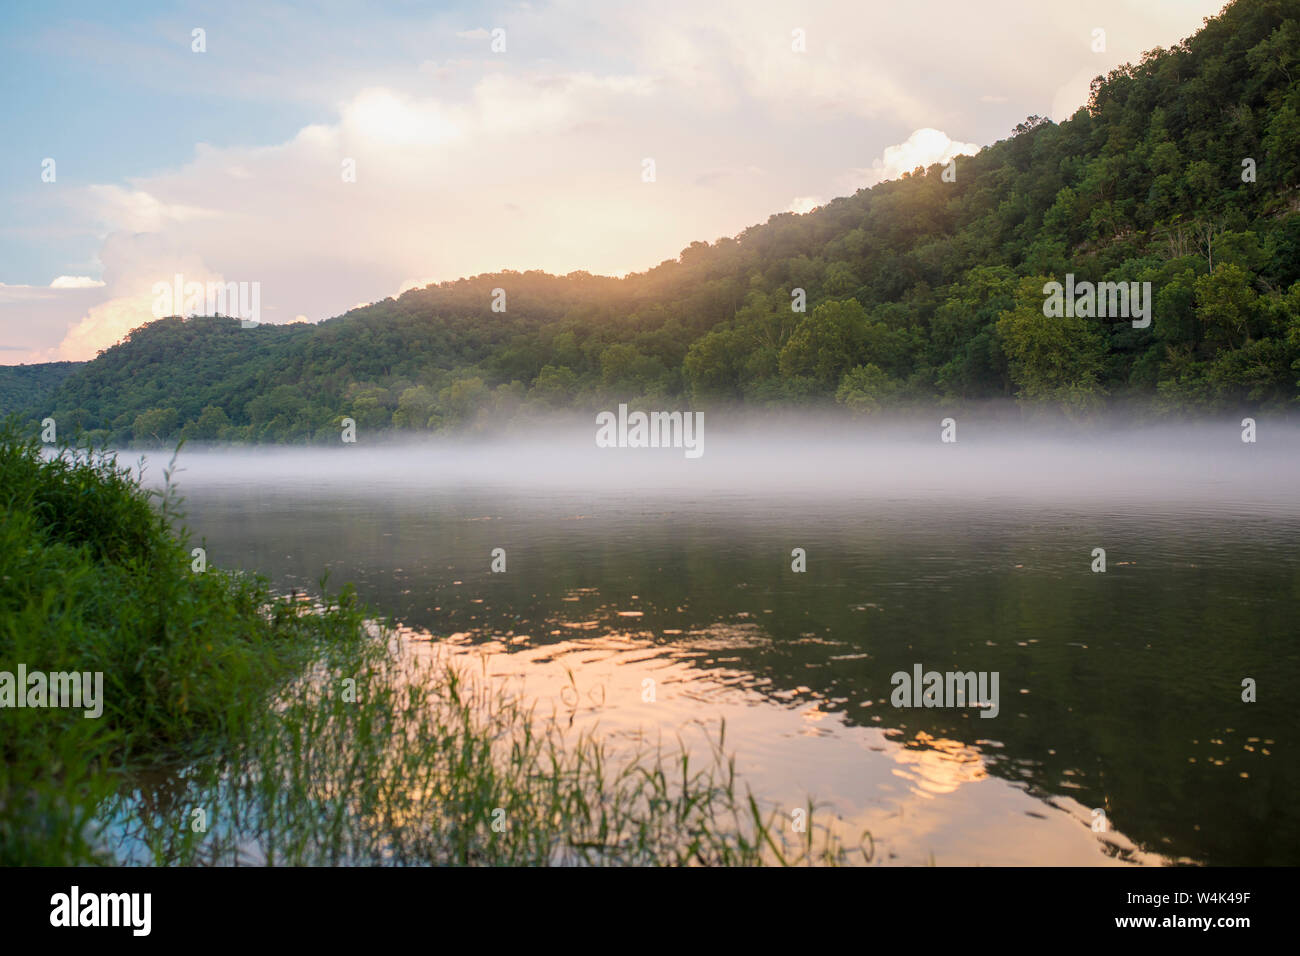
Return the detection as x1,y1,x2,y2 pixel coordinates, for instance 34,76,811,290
148,415,1300,507
132,415,1300,865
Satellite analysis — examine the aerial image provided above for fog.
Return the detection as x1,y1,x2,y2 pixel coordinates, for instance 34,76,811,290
108,411,1298,869
127,413,1300,515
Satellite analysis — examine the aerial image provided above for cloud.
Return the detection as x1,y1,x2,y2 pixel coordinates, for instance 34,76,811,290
4,0,1231,362
55,294,158,362
42,73,730,335
850,128,981,190
50,235,222,361
0,281,112,362
788,196,823,215
49,276,106,289
83,185,222,233
344,88,463,146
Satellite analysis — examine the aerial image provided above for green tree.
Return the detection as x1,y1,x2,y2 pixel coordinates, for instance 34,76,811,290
528,365,579,408
393,386,438,429
684,330,743,400
996,277,1106,411
439,378,490,424
132,407,180,444
188,405,231,440
1195,264,1259,350
778,300,869,394
835,364,900,414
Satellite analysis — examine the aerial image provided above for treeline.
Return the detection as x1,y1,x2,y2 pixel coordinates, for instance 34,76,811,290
0,362,81,418
13,0,1300,444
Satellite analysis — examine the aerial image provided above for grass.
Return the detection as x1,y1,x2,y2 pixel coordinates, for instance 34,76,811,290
0,418,870,865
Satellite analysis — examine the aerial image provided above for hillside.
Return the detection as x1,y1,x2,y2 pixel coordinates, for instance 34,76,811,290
0,362,82,419
16,0,1300,443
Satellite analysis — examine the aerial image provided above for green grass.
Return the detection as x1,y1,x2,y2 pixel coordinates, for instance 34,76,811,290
0,418,869,865
107,638,872,865
0,418,346,862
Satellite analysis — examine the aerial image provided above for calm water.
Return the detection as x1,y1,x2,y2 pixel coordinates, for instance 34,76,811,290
142,421,1300,865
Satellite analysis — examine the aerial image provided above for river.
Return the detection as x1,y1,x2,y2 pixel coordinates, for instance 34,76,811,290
136,417,1299,865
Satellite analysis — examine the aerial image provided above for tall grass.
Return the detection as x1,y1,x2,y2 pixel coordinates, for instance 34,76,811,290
1,419,869,865
0,419,345,861
106,634,870,865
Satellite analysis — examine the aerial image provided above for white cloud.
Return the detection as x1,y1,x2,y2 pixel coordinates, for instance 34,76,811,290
0,282,111,362
850,128,980,190
50,74,731,336
788,196,823,215
0,283,61,300
50,235,223,361
4,0,1231,362
56,294,157,362
83,185,222,233
49,276,106,289
344,88,463,146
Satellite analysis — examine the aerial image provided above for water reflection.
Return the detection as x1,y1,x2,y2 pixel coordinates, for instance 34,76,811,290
138,425,1299,865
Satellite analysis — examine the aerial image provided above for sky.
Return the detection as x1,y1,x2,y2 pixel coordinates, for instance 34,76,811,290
0,0,1229,364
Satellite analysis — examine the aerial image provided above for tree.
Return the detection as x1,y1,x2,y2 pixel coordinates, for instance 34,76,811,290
528,365,579,408
439,378,490,424
684,330,743,401
778,300,869,394
393,386,438,429
599,343,664,396
1195,264,1259,350
13,1,1299,434
131,407,179,445
995,277,1106,411
188,405,231,440
836,364,899,414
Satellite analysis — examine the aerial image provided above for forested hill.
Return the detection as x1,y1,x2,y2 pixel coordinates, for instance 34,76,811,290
14,0,1300,444
0,362,82,417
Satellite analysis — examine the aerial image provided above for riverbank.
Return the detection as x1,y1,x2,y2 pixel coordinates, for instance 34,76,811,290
0,421,859,865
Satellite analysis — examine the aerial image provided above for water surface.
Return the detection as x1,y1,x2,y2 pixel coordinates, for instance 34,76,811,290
141,421,1299,865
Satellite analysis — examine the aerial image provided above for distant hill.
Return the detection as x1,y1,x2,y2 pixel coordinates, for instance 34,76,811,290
0,362,83,418
20,0,1300,443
